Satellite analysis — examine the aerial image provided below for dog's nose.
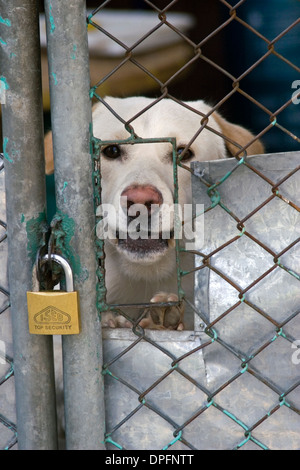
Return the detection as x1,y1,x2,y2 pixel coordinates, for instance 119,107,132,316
121,185,163,215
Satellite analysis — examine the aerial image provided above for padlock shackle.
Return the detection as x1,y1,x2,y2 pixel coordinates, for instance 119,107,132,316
43,254,74,292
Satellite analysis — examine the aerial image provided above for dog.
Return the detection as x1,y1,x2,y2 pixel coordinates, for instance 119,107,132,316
45,96,263,330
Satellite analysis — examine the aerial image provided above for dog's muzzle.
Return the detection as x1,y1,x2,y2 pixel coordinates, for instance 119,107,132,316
116,184,174,257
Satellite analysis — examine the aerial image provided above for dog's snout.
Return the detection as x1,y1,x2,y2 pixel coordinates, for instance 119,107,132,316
121,185,163,215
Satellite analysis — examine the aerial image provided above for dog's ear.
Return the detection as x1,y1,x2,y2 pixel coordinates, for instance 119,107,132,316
213,111,264,157
44,131,54,175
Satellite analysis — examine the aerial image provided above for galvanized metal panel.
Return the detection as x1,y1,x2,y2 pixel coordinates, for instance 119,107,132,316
103,152,300,450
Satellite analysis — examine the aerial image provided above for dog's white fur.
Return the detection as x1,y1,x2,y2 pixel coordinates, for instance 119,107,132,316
45,96,263,329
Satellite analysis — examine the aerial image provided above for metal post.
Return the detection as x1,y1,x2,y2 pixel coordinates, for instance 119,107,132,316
44,0,105,449
0,1,58,449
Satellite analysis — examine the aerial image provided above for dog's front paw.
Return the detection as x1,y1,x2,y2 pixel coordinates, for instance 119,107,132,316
102,312,133,328
139,292,184,330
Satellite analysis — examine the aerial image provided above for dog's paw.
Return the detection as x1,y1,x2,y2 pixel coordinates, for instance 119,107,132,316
139,292,184,330
102,312,133,328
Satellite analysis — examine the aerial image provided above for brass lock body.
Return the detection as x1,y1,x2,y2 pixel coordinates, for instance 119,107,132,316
27,254,80,335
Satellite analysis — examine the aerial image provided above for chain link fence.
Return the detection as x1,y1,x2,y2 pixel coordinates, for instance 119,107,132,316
0,155,17,450
1,0,300,450
90,0,300,450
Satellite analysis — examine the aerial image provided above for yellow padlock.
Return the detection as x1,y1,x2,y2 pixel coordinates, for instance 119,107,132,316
27,254,80,335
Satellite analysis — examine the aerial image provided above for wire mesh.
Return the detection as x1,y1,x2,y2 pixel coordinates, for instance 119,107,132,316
89,0,300,450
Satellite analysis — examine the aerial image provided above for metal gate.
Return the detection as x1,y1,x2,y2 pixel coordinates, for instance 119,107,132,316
1,0,299,450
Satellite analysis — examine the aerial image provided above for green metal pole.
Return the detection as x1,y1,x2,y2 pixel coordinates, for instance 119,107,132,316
0,0,57,449
44,0,105,449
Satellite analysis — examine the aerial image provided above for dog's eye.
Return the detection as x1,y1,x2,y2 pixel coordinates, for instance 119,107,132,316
102,145,121,159
177,147,194,161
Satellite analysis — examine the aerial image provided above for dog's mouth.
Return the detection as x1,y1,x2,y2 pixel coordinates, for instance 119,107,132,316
116,230,174,256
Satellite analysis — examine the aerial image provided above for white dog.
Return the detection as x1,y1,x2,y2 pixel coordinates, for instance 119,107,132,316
45,96,263,330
